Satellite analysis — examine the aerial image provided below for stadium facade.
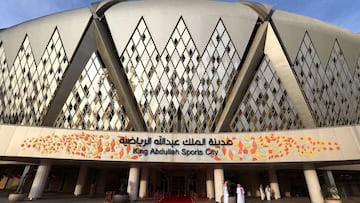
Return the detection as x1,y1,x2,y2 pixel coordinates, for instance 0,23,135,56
0,0,359,202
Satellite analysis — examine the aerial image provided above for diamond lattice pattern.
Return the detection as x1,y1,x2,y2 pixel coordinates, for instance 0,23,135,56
230,56,304,132
54,52,129,131
0,29,68,125
293,33,360,126
121,17,241,133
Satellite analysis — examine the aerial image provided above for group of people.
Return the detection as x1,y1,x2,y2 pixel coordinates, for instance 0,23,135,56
223,181,245,203
259,184,271,201
223,181,272,203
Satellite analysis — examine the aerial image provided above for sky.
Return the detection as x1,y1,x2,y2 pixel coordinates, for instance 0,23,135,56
0,0,359,33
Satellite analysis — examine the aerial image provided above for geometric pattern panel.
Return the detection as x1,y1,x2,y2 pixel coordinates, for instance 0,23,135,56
293,32,360,126
120,17,241,133
54,52,129,131
0,41,8,123
0,29,69,125
357,58,360,124
230,56,304,132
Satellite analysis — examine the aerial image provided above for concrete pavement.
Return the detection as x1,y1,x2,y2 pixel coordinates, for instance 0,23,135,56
1,190,360,203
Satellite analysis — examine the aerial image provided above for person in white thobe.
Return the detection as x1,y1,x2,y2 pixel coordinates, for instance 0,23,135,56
265,185,271,201
259,184,265,200
236,184,245,203
223,181,229,203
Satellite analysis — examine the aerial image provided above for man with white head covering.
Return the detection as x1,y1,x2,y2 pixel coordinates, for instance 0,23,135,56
223,181,229,203
265,185,271,201
259,184,265,200
236,184,245,203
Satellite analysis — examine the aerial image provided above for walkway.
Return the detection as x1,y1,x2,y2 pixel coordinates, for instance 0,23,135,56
159,196,193,203
1,191,360,203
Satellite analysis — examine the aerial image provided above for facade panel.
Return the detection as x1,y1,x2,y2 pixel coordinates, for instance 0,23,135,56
0,0,360,201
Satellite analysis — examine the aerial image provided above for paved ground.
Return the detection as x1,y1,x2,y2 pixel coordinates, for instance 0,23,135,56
1,190,360,203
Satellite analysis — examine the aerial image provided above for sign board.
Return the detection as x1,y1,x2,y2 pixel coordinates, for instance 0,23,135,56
1,125,359,163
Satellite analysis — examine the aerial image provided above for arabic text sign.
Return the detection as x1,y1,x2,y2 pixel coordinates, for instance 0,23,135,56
121,136,233,157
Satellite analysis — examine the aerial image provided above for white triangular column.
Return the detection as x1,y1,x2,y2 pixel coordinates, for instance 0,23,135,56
268,169,281,199
206,168,215,199
74,165,88,197
28,159,52,200
214,168,224,203
127,167,140,201
139,167,149,199
304,164,324,203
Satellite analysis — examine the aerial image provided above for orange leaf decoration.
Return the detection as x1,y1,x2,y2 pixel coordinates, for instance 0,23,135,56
238,141,243,152
119,149,124,158
97,139,102,148
243,148,248,154
222,146,227,155
126,145,131,153
229,150,233,160
214,156,221,161
251,141,257,154
131,155,138,159
266,138,271,143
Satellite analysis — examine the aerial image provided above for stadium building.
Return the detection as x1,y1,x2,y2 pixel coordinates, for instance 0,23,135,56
0,0,359,202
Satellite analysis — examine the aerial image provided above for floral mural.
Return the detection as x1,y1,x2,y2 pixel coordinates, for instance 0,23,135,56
20,132,341,162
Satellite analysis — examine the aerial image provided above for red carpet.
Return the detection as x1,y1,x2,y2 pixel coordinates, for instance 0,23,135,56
159,195,193,203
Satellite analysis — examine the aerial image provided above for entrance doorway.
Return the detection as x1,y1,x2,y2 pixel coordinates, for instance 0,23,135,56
172,176,185,195
157,169,199,196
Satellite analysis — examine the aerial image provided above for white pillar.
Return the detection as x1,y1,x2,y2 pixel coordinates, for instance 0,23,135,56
206,169,215,199
127,167,140,201
214,168,224,203
74,165,88,196
139,167,149,199
28,160,51,200
304,164,324,203
268,169,281,199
